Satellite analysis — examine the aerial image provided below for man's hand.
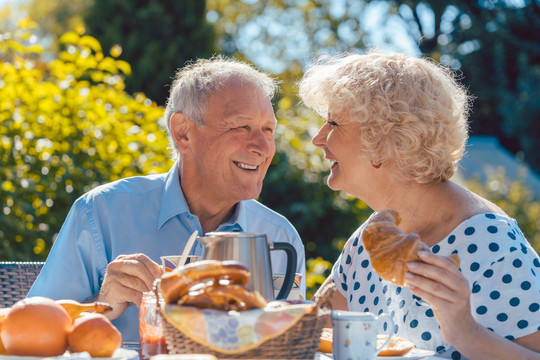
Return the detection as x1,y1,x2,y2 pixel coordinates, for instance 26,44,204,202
97,254,163,320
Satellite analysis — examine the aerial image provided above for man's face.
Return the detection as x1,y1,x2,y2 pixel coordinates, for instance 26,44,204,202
183,77,276,206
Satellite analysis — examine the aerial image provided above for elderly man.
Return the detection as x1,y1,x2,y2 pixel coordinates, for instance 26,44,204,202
28,56,305,342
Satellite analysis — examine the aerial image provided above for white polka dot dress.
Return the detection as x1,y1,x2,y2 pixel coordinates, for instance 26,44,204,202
331,212,540,360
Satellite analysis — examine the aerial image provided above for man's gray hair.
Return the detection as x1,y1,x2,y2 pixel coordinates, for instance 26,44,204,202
164,55,279,160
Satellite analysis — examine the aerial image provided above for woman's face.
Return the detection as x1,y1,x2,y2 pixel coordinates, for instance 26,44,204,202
312,110,369,194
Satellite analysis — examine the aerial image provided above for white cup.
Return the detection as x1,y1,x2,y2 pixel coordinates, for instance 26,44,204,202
332,311,394,360
160,255,200,272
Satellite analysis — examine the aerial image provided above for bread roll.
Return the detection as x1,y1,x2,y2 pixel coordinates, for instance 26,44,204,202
160,260,250,304
377,334,414,356
362,209,460,286
159,260,267,311
318,328,415,356
318,327,333,354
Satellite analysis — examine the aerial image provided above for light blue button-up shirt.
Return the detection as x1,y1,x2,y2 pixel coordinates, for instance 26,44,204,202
28,163,305,342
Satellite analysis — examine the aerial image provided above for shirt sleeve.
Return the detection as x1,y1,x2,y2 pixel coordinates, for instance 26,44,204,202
469,246,540,340
27,197,106,301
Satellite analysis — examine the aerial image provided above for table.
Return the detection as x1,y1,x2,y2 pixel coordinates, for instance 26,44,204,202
123,341,447,360
316,353,445,359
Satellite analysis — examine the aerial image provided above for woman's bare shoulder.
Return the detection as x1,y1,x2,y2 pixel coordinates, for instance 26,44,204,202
467,191,507,217
449,181,507,219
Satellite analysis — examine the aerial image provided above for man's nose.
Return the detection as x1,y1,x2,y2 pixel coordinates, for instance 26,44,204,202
248,129,273,156
312,123,328,148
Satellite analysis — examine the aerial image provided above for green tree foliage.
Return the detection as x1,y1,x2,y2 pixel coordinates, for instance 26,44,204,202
24,0,90,51
83,0,216,105
22,0,216,105
206,0,369,71
0,20,171,260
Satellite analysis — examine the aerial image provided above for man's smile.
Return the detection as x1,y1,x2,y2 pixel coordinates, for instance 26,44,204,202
234,161,258,171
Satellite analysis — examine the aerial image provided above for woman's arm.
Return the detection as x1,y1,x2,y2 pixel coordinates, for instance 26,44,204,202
515,331,540,354
406,251,540,360
445,313,540,360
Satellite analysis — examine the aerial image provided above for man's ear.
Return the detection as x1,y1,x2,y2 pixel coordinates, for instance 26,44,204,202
170,112,192,152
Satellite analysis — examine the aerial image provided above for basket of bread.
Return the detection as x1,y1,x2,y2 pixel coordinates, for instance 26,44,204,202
155,260,335,359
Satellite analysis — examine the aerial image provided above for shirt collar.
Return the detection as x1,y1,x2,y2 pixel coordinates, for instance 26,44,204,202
215,202,245,232
157,162,190,229
233,200,248,231
157,162,247,232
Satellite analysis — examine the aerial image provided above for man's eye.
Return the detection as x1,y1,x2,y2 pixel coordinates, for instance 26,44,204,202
328,120,338,127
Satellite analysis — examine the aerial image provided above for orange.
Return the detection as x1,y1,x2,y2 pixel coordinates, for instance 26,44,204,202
68,313,122,357
0,308,11,355
1,297,72,356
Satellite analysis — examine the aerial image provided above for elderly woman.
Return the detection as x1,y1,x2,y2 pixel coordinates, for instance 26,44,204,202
300,52,540,359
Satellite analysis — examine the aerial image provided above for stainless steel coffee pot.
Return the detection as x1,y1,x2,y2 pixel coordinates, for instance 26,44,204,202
198,232,297,300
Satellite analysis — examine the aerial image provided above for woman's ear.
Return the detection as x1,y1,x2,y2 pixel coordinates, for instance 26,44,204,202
170,112,192,152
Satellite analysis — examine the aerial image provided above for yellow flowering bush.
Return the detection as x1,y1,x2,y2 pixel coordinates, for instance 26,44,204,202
305,256,333,299
0,20,171,259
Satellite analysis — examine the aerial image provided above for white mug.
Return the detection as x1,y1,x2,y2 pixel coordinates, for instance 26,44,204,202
332,311,394,360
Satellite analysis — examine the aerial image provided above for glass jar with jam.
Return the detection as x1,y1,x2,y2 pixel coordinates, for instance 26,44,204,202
139,291,168,360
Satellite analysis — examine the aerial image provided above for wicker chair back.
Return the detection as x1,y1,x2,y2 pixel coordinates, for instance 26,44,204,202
0,262,44,308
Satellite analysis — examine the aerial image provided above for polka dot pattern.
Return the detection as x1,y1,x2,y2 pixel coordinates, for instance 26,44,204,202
331,212,540,359
476,306,487,315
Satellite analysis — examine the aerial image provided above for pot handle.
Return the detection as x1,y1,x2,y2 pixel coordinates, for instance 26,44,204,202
270,242,298,300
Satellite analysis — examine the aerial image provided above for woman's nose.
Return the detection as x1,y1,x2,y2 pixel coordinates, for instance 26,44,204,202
312,123,328,148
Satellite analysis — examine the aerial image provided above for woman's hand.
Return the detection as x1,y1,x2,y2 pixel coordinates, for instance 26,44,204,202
405,251,479,347
406,251,540,359
97,253,163,320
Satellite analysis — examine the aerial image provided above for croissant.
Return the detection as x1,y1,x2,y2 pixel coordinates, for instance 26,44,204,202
362,209,460,286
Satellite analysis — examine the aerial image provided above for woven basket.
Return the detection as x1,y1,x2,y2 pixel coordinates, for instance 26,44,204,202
156,280,335,359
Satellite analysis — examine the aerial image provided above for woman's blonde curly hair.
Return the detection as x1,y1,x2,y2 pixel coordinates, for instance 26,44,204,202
298,51,472,183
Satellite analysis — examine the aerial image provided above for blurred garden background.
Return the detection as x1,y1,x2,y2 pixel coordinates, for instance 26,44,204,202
1,0,539,297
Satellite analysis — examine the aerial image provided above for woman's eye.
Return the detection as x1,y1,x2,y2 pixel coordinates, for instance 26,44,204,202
328,120,338,127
